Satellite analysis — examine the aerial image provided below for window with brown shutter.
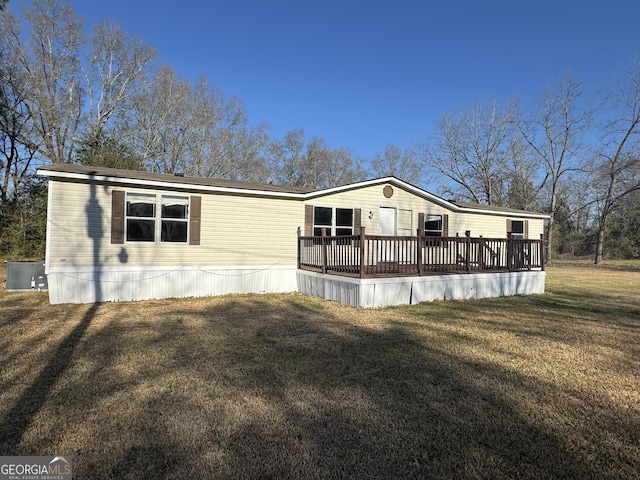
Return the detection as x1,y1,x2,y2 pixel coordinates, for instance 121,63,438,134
508,219,527,239
112,190,200,244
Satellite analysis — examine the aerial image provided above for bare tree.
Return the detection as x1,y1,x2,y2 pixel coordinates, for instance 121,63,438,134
371,144,423,183
593,60,640,264
19,0,84,164
128,65,191,173
425,99,517,205
304,138,365,189
190,80,267,180
84,19,156,140
267,130,365,188
267,129,307,186
129,69,268,179
514,74,593,261
0,7,38,205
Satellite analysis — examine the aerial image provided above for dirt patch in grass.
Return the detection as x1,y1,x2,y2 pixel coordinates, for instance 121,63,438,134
0,261,639,479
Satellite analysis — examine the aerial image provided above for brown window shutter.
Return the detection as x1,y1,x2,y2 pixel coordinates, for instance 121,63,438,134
354,208,361,234
524,220,529,239
189,196,201,245
304,204,313,236
111,190,125,244
418,213,425,235
506,219,513,235
442,214,449,237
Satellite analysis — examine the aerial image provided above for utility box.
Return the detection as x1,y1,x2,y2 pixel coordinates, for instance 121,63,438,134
6,261,48,291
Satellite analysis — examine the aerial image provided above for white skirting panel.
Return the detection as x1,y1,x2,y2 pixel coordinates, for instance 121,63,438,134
296,270,547,308
47,265,298,304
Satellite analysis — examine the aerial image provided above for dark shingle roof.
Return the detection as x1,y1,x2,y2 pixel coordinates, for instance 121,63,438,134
450,200,547,217
37,164,314,195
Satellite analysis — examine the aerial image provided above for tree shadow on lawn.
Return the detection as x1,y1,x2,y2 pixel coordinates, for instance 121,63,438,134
1,294,632,479
159,296,602,479
0,302,99,455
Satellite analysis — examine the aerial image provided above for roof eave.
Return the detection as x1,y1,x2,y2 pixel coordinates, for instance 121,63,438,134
36,168,309,199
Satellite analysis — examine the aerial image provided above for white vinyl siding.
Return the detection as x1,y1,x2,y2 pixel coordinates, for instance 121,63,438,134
47,181,301,268
303,183,545,239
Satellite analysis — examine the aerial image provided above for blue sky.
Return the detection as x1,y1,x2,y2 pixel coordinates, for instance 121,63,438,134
73,0,640,160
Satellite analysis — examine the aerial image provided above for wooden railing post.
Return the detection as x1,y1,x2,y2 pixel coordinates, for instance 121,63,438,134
465,230,471,273
507,232,514,271
359,226,366,278
321,228,328,274
416,227,424,275
540,233,546,271
478,235,484,271
297,226,301,269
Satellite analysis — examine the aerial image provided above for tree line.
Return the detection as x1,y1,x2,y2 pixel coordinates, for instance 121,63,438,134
1,0,639,263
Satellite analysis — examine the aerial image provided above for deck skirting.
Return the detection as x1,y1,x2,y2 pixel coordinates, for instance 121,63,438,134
297,269,546,308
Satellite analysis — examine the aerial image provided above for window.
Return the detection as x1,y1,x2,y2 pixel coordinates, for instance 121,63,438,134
424,214,443,236
510,220,525,239
126,193,156,242
313,206,354,236
313,206,332,236
125,193,189,243
161,195,189,242
335,208,353,236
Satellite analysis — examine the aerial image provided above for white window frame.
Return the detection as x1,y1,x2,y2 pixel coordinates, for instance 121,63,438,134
125,192,190,243
510,220,525,239
424,214,443,237
313,206,354,236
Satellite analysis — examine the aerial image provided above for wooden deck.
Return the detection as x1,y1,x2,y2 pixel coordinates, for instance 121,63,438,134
298,228,545,279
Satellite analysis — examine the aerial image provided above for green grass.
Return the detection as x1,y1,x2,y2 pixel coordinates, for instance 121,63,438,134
0,261,638,479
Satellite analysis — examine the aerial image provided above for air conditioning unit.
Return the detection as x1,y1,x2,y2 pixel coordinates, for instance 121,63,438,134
6,261,48,291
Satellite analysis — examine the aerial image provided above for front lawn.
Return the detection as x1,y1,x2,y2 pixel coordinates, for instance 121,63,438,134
0,261,638,479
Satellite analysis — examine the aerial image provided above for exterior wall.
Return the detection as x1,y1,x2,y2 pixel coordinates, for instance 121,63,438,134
305,182,545,239
46,179,302,269
297,270,547,308
45,178,302,304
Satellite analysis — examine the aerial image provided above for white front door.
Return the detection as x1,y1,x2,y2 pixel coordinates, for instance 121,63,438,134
378,207,397,262
379,207,396,236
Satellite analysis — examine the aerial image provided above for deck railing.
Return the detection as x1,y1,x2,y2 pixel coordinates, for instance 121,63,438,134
297,227,545,279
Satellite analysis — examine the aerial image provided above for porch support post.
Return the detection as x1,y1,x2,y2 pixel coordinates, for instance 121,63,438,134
540,233,546,271
321,228,328,274
359,226,366,279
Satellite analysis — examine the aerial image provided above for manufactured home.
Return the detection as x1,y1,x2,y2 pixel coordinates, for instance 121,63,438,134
37,164,548,307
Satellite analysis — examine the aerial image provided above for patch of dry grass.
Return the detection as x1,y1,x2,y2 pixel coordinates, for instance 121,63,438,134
0,261,638,479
